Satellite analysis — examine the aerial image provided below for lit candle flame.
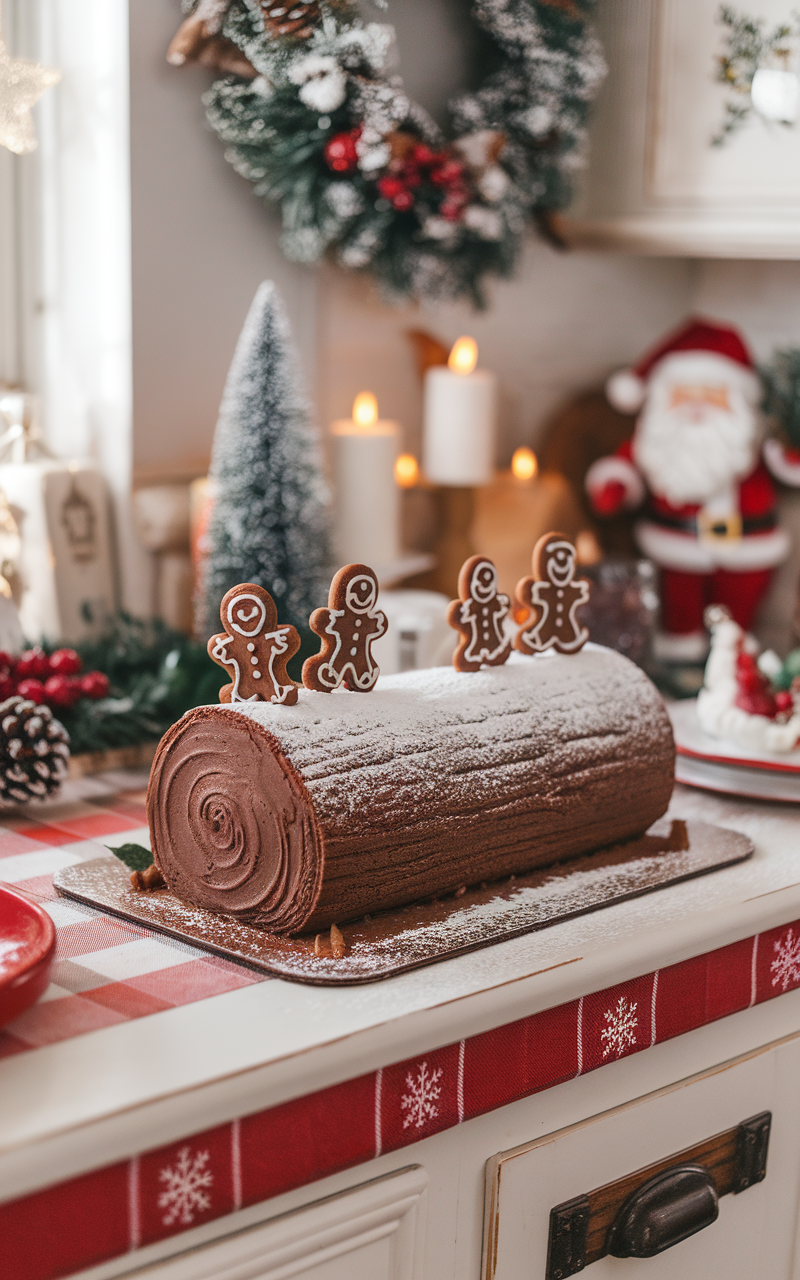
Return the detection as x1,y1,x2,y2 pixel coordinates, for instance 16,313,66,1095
575,529,602,565
394,453,419,488
448,336,478,376
353,391,378,427
511,447,538,481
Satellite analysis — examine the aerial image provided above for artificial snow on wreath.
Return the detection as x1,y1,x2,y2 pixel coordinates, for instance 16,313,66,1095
168,0,606,304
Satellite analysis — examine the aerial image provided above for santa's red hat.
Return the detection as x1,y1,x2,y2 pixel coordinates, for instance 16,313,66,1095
606,317,755,414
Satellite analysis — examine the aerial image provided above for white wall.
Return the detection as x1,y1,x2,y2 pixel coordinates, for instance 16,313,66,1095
316,249,695,467
128,0,316,483
693,262,800,358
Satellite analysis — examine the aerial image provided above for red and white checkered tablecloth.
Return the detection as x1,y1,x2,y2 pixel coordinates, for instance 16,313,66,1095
0,778,265,1058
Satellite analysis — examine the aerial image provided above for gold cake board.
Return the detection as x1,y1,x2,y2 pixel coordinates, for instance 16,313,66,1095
53,819,753,986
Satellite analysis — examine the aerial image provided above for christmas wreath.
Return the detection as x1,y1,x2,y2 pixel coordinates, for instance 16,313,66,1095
169,0,606,304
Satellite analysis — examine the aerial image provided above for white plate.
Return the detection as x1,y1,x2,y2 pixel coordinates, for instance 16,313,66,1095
668,699,800,802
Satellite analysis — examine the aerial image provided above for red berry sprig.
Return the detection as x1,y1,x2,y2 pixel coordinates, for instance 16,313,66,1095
80,671,110,700
323,127,361,174
14,647,50,680
324,130,476,220
0,648,110,712
375,144,470,216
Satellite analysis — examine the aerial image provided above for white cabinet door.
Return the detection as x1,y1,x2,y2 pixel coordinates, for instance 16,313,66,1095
484,1036,800,1280
649,0,800,207
130,1166,426,1280
570,0,800,255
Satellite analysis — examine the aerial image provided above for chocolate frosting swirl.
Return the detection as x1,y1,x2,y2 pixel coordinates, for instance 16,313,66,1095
147,709,321,933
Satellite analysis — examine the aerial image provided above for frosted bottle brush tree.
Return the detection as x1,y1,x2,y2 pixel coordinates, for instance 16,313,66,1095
201,282,332,668
170,0,606,305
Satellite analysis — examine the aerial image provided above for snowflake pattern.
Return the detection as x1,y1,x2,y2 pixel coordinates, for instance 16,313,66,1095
600,996,639,1059
401,1060,443,1130
158,1146,213,1227
771,928,800,992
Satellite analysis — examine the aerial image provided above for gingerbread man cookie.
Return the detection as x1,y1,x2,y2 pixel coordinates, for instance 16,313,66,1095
302,564,387,693
514,533,590,655
447,556,511,672
208,583,300,705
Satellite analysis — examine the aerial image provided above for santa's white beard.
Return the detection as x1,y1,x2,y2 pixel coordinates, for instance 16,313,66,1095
633,395,758,507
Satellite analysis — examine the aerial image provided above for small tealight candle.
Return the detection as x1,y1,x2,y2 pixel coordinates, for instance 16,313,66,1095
395,453,419,488
331,392,400,566
511,447,538,482
422,336,497,486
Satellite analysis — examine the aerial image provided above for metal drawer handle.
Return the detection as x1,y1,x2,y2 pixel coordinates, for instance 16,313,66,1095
546,1111,771,1279
607,1163,718,1258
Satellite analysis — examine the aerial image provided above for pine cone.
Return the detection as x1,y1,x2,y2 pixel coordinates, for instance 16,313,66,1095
0,697,70,805
260,1,320,38
167,7,258,77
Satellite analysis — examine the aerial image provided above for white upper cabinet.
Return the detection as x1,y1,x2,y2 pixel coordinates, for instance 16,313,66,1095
568,0,800,255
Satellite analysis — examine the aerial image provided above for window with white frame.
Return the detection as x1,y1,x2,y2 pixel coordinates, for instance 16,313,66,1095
0,0,143,607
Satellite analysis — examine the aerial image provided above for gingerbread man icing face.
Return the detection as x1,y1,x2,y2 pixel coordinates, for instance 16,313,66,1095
447,555,511,672
208,583,300,704
228,592,267,637
514,533,590,655
303,563,387,693
345,572,378,615
544,541,576,587
471,560,498,603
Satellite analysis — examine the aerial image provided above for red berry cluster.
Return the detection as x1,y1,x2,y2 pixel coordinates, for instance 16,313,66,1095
322,129,472,220
323,127,361,174
734,650,794,720
376,145,469,218
0,648,110,711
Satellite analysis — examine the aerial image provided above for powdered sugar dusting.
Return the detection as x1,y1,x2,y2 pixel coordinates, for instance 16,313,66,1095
349,850,699,963
219,646,672,832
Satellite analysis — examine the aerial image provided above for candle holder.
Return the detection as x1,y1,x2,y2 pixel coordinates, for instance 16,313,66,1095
430,486,476,598
470,467,586,601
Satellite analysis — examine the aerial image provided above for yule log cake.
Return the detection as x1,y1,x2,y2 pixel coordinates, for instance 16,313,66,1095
146,647,675,935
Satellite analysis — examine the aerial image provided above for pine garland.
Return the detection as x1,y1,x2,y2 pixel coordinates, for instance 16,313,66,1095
53,615,224,754
195,0,605,304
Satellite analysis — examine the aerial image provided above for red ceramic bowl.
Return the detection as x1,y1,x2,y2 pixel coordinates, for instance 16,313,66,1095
0,884,56,1029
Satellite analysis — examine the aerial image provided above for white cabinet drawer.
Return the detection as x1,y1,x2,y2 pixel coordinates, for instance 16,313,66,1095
484,1036,800,1280
128,1166,426,1280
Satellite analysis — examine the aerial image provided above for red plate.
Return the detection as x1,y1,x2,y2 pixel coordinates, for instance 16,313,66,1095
0,884,56,1029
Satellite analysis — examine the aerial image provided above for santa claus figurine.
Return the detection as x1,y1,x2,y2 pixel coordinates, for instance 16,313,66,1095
586,318,800,660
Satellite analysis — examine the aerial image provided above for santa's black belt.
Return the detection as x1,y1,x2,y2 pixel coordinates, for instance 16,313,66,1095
646,510,776,538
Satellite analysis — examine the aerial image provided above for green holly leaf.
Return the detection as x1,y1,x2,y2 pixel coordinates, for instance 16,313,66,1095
108,842,153,872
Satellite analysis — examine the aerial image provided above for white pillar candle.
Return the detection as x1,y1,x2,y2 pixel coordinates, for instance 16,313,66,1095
423,337,497,486
331,392,400,566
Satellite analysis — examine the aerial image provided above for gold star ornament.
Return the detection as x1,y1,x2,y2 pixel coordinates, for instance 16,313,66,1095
0,35,61,156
